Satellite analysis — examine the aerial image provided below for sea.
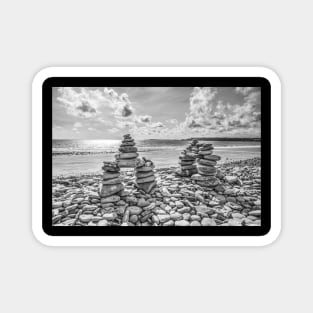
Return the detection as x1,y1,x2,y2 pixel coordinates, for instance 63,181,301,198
52,139,261,177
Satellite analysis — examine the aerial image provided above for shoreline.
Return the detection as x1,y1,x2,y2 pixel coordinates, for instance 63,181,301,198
52,157,261,227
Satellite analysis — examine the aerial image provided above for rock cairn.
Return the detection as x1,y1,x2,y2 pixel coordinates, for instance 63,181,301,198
176,140,201,177
186,139,201,155
115,134,138,168
135,157,157,193
99,161,124,206
192,143,221,188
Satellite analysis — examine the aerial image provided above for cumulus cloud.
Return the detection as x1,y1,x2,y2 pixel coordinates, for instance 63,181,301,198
57,87,103,118
183,87,261,135
137,115,152,123
57,87,135,120
87,127,96,131
102,88,134,118
235,87,257,96
150,121,165,128
73,122,82,128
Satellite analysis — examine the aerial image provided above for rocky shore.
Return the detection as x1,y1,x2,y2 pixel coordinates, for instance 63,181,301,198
52,157,261,226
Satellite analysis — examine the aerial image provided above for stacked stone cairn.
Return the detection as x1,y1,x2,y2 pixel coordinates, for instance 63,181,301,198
115,134,138,168
186,139,201,155
135,157,157,193
176,141,199,177
99,161,124,209
192,143,221,188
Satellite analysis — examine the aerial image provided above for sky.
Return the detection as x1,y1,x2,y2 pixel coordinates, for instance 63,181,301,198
52,86,261,140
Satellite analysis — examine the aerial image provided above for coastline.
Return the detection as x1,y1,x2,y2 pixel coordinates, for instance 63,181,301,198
52,157,261,226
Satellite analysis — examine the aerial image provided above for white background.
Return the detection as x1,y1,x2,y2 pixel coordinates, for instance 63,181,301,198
0,0,311,312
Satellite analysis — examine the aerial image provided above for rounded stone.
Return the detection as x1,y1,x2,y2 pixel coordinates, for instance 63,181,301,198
136,166,154,172
199,150,213,156
203,154,221,161
136,171,155,178
136,175,156,184
99,183,124,197
197,159,217,166
100,195,120,203
119,152,139,159
101,177,122,185
102,172,120,181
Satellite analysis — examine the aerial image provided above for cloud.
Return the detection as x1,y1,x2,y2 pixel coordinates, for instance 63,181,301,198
103,88,134,119
150,121,165,128
57,87,102,118
73,122,82,128
182,87,261,135
235,87,257,96
57,87,135,120
109,128,119,133
138,115,152,123
87,127,96,131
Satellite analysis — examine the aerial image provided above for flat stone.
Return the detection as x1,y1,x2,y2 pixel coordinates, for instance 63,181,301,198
82,204,98,211
136,166,154,172
100,195,120,203
225,176,238,184
195,205,215,215
201,218,216,226
97,220,109,226
101,177,122,185
198,150,213,156
102,213,117,221
99,183,124,197
102,172,120,181
119,152,139,159
163,220,175,226
175,220,190,226
119,146,137,153
197,165,217,175
190,221,201,226
137,181,157,193
170,212,183,221
136,175,156,184
203,154,221,161
158,214,171,223
137,198,150,207
136,171,155,178
128,206,143,215
249,210,261,216
198,159,217,167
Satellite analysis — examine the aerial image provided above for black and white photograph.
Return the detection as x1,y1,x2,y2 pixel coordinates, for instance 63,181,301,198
52,86,262,227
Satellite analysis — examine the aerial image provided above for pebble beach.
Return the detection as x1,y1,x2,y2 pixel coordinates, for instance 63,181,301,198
52,157,261,227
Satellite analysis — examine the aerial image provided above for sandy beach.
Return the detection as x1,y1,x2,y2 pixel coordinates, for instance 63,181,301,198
52,157,261,227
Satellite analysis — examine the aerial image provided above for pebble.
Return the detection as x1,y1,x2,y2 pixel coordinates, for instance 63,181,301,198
201,218,217,226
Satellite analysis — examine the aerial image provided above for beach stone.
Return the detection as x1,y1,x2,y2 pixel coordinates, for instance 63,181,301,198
177,207,190,214
97,219,109,226
136,175,156,184
201,218,216,226
116,159,137,167
199,150,213,156
129,215,139,223
101,195,120,203
158,214,171,223
225,176,238,184
190,215,201,221
197,165,217,175
79,214,97,223
249,210,261,217
119,146,137,153
128,206,143,215
136,166,155,172
203,154,221,161
175,220,190,226
195,205,215,215
101,177,122,185
170,212,183,221
101,172,120,181
101,203,114,209
198,159,217,167
102,213,117,221
82,204,98,211
136,171,155,178
99,183,124,197
119,152,139,159
175,201,184,208
191,221,201,226
52,202,63,209
137,198,150,207
163,220,175,226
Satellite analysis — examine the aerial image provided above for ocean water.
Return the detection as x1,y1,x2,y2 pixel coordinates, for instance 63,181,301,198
52,139,261,177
